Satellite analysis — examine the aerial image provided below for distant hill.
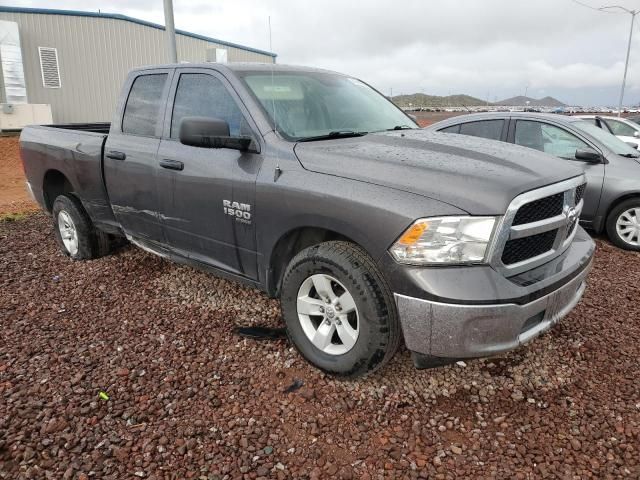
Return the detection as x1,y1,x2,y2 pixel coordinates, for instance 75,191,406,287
391,92,567,108
392,93,488,108
495,95,566,107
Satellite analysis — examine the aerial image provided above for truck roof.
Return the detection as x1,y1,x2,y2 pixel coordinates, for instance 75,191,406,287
131,62,344,76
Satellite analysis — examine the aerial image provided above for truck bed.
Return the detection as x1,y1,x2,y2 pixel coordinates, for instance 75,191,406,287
20,124,117,229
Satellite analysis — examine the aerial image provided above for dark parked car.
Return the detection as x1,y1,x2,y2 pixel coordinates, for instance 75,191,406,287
427,112,640,250
20,64,594,377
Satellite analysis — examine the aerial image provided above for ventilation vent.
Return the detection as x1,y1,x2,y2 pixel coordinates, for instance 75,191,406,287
38,47,61,88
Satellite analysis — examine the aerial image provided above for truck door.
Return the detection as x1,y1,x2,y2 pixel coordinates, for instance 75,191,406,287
103,69,173,242
155,69,262,279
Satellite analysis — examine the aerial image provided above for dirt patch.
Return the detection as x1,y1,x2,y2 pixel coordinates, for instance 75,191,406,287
0,135,38,215
412,111,468,127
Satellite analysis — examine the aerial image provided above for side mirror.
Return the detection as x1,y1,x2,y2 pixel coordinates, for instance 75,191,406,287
408,114,418,122
179,116,252,151
575,147,603,163
634,131,639,138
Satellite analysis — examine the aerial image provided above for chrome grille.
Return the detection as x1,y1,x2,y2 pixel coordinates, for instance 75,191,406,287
575,183,587,205
489,175,586,276
512,192,564,226
502,229,558,265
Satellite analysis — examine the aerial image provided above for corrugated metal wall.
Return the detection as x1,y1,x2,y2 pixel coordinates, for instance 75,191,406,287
0,51,5,104
0,11,274,123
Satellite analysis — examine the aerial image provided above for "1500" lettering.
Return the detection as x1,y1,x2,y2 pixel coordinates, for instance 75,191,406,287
223,200,252,224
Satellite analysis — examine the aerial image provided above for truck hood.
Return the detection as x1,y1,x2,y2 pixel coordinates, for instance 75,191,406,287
294,129,584,214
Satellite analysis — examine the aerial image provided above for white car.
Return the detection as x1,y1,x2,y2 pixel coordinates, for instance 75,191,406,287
576,115,640,149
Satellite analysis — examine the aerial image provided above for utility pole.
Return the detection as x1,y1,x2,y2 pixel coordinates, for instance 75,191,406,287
618,10,636,116
572,2,638,117
163,0,178,63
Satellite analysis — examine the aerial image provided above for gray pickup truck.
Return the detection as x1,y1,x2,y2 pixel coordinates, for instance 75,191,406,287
20,63,595,377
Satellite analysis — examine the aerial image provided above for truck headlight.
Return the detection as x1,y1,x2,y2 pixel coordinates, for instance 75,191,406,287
390,216,497,265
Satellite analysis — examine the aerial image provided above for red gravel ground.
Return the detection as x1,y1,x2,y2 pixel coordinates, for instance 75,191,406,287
1,214,638,479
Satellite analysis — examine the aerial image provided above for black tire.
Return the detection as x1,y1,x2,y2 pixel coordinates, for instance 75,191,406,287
280,241,401,378
52,193,116,260
606,198,640,251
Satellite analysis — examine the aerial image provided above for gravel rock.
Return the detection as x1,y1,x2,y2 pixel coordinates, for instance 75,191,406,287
1,215,639,478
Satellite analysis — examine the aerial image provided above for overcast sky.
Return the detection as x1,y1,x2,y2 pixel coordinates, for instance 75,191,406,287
10,0,640,105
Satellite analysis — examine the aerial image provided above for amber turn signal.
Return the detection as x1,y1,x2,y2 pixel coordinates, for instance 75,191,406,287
397,221,428,245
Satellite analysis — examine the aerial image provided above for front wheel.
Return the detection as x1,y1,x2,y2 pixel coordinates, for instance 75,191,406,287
606,198,640,251
280,241,401,378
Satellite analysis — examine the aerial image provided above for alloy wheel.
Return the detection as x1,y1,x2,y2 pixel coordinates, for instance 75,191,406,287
296,273,359,355
58,210,79,255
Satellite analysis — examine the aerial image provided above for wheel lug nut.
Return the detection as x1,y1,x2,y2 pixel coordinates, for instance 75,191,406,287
319,306,324,313
324,319,331,325
335,305,341,311
336,320,342,325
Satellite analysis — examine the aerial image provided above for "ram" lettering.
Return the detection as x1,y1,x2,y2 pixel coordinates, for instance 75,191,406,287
223,200,252,223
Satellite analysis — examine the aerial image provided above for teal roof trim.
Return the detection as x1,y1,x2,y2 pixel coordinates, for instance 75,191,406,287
0,6,277,58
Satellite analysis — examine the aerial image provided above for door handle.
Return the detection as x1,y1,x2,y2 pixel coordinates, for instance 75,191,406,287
159,159,184,171
106,150,126,161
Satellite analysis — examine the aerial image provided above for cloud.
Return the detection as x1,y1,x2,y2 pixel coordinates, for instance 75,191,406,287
9,0,640,104
526,60,628,88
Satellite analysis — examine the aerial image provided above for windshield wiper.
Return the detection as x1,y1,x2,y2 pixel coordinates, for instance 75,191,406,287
386,125,414,131
297,130,368,142
619,153,640,158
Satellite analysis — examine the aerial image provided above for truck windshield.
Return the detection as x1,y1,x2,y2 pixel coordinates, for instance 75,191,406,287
240,71,417,141
572,120,640,157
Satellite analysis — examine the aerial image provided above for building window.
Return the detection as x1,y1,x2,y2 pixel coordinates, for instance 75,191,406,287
215,48,228,63
38,47,61,88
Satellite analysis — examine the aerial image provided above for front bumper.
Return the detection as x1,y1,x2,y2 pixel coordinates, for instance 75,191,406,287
392,227,595,361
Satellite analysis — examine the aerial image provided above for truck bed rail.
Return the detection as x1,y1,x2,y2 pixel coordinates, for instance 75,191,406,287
45,123,111,134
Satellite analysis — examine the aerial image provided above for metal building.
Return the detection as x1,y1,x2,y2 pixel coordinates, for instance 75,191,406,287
0,6,276,123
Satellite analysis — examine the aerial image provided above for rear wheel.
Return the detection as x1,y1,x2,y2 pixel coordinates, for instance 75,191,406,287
52,194,118,260
606,198,640,251
280,241,401,378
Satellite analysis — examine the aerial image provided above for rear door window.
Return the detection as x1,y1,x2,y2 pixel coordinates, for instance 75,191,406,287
122,74,168,136
459,120,504,140
589,117,613,133
439,124,460,134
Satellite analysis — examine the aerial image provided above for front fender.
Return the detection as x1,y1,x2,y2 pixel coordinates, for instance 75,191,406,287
256,168,467,289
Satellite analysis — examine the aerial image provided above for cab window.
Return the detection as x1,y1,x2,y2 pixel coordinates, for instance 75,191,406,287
122,74,168,136
170,73,250,139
